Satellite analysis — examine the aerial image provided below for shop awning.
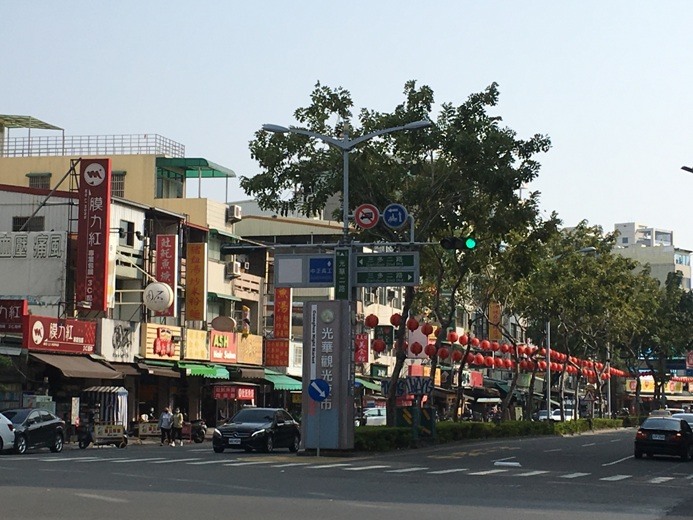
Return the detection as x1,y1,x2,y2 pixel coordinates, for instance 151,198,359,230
30,353,123,380
264,369,302,391
208,292,241,302
355,377,382,392
111,363,141,377
227,365,265,380
178,362,230,379
137,361,180,378
156,157,236,178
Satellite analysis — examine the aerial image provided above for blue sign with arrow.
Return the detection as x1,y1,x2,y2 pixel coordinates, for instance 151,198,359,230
308,378,330,402
382,203,409,229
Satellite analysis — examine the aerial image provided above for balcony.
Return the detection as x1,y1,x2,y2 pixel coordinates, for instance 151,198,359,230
1,134,185,158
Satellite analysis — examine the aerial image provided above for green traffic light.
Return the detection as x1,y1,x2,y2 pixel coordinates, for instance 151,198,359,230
464,237,477,249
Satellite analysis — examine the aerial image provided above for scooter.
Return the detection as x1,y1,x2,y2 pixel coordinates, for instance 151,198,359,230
190,419,207,443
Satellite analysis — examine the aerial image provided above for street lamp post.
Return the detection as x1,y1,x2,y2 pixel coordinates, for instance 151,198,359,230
262,120,431,243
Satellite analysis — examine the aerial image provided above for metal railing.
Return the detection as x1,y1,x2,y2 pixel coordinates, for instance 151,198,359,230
1,134,185,158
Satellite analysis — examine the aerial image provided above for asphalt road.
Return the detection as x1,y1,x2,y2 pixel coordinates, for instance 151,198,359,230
1,427,692,520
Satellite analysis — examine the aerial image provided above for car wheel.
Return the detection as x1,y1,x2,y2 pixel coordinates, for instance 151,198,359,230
213,446,225,453
15,434,27,455
289,434,300,453
78,438,91,450
50,434,63,453
634,449,643,459
682,446,691,462
0,437,3,452
264,434,274,453
244,446,253,453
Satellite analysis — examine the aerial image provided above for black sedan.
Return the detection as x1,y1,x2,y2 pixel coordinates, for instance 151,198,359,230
212,407,300,453
634,416,693,460
1,408,65,454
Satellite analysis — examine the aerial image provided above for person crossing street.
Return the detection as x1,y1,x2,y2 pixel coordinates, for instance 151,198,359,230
171,407,184,446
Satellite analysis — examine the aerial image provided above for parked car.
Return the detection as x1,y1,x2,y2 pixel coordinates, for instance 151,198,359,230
361,407,387,426
533,409,554,421
212,407,300,453
550,409,576,422
671,413,693,429
1,408,65,454
0,412,15,452
634,416,693,461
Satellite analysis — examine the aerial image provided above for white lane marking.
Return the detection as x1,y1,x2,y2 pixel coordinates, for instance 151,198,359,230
44,457,99,462
1,456,42,461
469,469,509,476
543,449,562,453
386,467,429,473
309,463,353,469
560,472,590,479
494,456,517,462
649,477,675,484
110,457,167,463
610,439,621,443
494,461,521,467
515,470,550,477
187,460,234,465
150,458,201,464
272,462,311,468
686,474,693,480
581,443,596,447
600,474,632,481
223,461,273,466
427,468,468,475
343,465,391,471
75,493,128,503
602,456,632,466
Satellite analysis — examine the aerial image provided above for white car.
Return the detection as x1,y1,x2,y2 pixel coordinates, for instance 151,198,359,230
0,412,15,452
551,409,575,422
671,413,693,429
362,407,387,426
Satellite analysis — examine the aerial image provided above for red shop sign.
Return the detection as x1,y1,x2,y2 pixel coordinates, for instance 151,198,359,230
0,299,28,333
213,385,255,401
23,315,96,354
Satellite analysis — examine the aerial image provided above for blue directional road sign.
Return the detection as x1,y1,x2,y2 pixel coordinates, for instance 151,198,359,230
382,203,409,229
308,378,330,402
308,257,334,284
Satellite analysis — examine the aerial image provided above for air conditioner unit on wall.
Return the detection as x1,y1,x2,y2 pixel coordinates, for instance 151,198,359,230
226,204,242,223
225,261,242,279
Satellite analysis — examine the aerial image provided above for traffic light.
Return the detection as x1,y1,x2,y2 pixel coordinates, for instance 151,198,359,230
440,236,477,250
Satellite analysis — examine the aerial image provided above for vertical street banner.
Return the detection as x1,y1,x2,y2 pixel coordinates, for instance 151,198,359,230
185,243,207,321
155,234,179,317
488,301,503,341
76,159,112,311
354,333,369,364
266,287,291,366
265,338,290,366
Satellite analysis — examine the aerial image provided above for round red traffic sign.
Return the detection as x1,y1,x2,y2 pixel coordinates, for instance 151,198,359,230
354,204,380,229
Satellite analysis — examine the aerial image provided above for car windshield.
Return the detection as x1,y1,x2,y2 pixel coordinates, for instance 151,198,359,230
641,418,680,431
231,409,274,423
1,409,30,424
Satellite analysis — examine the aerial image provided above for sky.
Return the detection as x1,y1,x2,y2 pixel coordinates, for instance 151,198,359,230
3,2,693,246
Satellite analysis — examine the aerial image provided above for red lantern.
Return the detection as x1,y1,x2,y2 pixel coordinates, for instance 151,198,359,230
447,331,459,343
484,356,494,367
438,347,450,360
364,314,379,328
459,334,469,345
424,344,437,357
452,349,463,362
474,353,485,365
372,339,386,353
517,345,525,356
480,339,491,350
538,360,547,371
494,357,504,368
410,341,423,355
504,358,513,369
519,360,528,371
491,341,500,352
406,317,419,331
500,343,509,354
471,337,480,347
390,313,402,327
420,322,434,336
539,348,547,357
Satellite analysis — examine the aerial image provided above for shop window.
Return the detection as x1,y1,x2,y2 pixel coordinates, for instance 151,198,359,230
12,216,44,232
112,171,126,198
26,172,51,190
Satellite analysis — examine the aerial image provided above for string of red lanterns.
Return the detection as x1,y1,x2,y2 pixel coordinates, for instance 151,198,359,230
363,313,634,381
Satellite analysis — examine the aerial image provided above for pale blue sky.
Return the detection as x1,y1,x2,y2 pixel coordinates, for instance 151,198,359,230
3,2,693,246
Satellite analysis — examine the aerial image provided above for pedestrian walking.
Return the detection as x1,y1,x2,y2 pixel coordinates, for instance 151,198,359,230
158,407,173,445
171,407,184,447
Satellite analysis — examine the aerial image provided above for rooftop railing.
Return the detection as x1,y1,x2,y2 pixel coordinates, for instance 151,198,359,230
1,134,185,158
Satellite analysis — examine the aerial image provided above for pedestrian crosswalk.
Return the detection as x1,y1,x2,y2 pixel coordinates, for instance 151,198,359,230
4,454,693,486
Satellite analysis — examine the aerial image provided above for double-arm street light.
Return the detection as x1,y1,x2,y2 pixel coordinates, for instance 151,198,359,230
262,119,432,242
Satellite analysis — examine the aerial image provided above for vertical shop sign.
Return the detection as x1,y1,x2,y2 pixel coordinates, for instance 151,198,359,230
488,301,502,341
265,338,290,367
0,299,27,333
185,243,207,321
354,333,369,364
76,159,112,311
155,234,178,317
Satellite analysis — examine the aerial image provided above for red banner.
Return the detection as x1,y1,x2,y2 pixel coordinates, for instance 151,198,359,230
354,333,369,364
0,299,27,333
213,385,255,400
265,338,289,367
23,315,96,354
210,329,237,363
185,243,207,320
76,159,112,311
273,287,292,339
155,234,178,317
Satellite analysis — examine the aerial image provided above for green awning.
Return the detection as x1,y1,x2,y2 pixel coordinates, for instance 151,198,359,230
210,228,241,240
178,362,229,379
156,157,236,178
355,377,382,392
208,292,241,302
264,369,302,391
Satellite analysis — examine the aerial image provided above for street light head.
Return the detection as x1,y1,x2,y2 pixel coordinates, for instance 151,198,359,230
578,246,597,255
682,166,693,174
403,119,432,131
262,124,290,134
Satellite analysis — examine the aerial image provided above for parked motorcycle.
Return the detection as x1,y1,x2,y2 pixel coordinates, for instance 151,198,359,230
190,419,207,443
